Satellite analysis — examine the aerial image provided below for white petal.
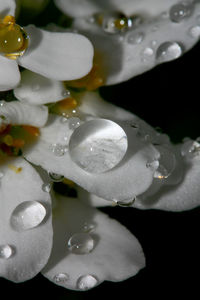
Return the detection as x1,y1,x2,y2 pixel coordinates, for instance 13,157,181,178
54,0,178,18
42,196,145,290
135,145,200,212
0,56,20,91
25,114,159,201
0,158,53,282
0,0,16,17
14,70,67,105
0,101,48,127
72,2,200,85
18,25,94,81
77,187,114,207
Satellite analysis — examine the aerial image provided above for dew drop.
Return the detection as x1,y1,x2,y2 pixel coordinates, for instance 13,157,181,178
68,232,94,254
99,11,132,34
181,140,200,158
76,275,99,290
48,172,64,182
10,201,46,231
115,197,136,207
153,145,176,179
0,245,13,259
127,31,144,45
62,90,71,97
82,222,96,233
42,182,51,193
156,42,182,63
146,159,159,171
54,273,69,284
141,47,154,62
68,117,81,130
188,25,200,38
169,3,193,23
50,143,68,157
69,119,128,173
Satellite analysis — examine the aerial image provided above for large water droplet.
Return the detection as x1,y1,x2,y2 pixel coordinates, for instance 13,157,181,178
154,146,176,179
127,31,144,45
169,3,193,23
76,275,99,290
156,42,182,63
68,232,94,254
69,119,128,174
48,172,64,182
0,245,13,259
54,273,69,284
10,201,46,231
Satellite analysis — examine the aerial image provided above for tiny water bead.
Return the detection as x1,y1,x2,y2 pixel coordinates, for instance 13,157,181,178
141,47,154,62
69,119,128,174
68,117,81,130
50,143,68,157
42,182,51,193
82,222,96,233
156,42,183,63
54,273,69,284
127,32,145,45
0,15,29,59
68,232,94,254
76,275,99,291
10,201,46,231
181,139,200,158
169,3,193,23
48,172,64,182
0,245,13,259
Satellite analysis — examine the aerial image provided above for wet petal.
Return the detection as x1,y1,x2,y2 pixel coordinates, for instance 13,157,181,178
14,70,67,105
0,0,16,17
77,187,113,207
0,101,48,127
18,25,94,81
0,56,20,91
70,1,200,85
42,196,145,290
24,112,159,201
0,158,53,282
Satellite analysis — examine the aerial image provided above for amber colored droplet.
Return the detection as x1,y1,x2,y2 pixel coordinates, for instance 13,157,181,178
0,15,29,59
58,97,77,111
66,62,104,91
114,18,127,30
22,125,40,137
8,164,22,174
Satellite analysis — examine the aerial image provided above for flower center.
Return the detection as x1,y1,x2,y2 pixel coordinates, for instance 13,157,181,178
0,15,29,60
0,122,39,160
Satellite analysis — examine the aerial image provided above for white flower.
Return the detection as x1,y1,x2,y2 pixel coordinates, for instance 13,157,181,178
0,0,94,91
0,100,145,289
54,0,200,85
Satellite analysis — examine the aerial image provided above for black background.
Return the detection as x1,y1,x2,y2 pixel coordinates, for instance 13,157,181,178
1,2,200,299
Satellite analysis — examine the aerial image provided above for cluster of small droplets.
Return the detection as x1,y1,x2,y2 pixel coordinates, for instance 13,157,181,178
50,143,68,157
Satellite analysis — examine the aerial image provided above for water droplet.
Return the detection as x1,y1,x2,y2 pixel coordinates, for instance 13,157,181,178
156,42,182,63
50,143,68,157
98,11,132,34
68,117,81,130
0,100,5,107
82,222,96,233
62,90,71,97
54,273,69,284
76,275,98,290
141,47,154,62
68,232,94,254
181,140,200,158
69,119,128,173
0,171,4,179
169,3,193,23
115,197,136,207
146,159,159,171
0,245,13,259
127,31,144,45
48,172,64,182
42,182,51,193
10,201,46,231
154,146,176,179
188,25,200,38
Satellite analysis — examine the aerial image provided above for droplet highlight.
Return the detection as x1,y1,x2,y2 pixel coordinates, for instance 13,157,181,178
54,273,69,284
68,232,94,254
42,182,51,193
156,42,182,63
69,119,128,174
127,31,144,45
76,275,99,290
169,3,193,23
154,146,176,179
0,245,13,259
10,201,46,231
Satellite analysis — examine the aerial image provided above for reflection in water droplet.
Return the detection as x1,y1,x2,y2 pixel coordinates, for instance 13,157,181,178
154,146,176,179
99,11,133,34
0,245,13,259
10,201,46,231
156,42,182,63
127,32,144,45
48,172,64,182
76,275,99,290
169,3,193,23
42,183,51,193
54,273,69,284
68,232,94,254
69,119,128,174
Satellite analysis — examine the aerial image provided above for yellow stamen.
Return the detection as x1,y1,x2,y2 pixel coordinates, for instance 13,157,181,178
8,164,22,173
2,15,15,24
3,134,13,146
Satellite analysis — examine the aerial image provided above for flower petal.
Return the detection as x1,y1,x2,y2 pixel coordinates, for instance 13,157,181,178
42,195,145,290
0,0,16,17
77,187,113,207
18,25,94,81
14,70,67,105
0,101,48,127
0,56,20,91
0,158,53,282
70,1,200,85
54,0,178,18
25,114,159,201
